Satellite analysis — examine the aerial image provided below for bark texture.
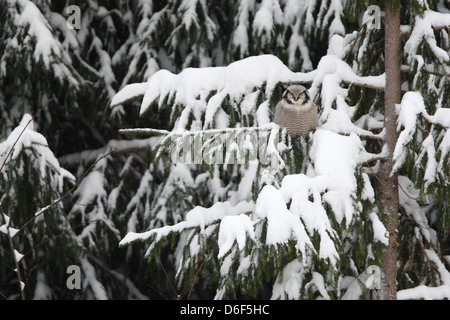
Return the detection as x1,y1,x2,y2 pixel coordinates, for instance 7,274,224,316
380,0,402,300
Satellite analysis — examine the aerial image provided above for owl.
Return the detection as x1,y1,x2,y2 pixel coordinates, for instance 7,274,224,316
274,85,318,136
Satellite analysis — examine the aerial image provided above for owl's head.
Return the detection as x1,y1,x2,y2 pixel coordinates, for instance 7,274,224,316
282,85,311,105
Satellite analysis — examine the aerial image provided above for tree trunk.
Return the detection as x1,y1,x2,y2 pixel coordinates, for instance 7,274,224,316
380,0,402,300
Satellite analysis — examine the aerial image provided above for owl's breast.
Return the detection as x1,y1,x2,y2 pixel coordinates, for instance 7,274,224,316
274,102,318,135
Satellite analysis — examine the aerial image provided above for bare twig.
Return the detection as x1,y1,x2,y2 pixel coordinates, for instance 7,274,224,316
179,253,206,299
187,256,208,300
337,131,384,142
0,203,26,300
362,156,388,166
278,81,313,86
16,149,116,237
342,79,385,91
146,283,169,300
155,254,180,299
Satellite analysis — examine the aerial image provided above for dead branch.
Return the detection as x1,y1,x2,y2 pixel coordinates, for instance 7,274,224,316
337,131,384,142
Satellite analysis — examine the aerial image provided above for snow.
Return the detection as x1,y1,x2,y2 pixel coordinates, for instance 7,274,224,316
72,169,121,246
17,0,62,67
405,10,450,67
310,130,362,225
393,91,450,176
327,34,345,57
14,249,24,263
398,249,450,300
317,0,345,38
116,47,393,272
361,173,375,202
217,214,254,258
0,114,75,185
113,39,448,298
255,185,312,255
72,171,106,209
271,259,305,299
111,55,316,128
398,284,450,300
10,0,76,85
253,0,283,40
399,176,434,243
81,258,108,300
246,129,365,266
232,0,252,57
432,108,450,128
119,200,254,247
313,272,332,299
33,271,53,299
368,212,389,246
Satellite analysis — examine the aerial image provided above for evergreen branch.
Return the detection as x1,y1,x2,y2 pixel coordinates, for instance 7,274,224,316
59,138,158,170
401,64,450,77
118,125,278,137
21,219,101,259
119,128,171,135
0,98,55,300
0,203,26,300
0,97,55,173
15,149,116,237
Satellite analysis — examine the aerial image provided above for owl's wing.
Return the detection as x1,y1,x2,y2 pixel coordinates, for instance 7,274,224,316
312,101,319,126
273,102,283,125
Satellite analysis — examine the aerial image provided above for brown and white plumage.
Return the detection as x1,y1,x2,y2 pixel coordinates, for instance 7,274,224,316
274,85,318,135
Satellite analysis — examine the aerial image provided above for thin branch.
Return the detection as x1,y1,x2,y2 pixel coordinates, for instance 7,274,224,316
0,203,26,300
337,131,384,142
179,253,207,299
280,79,386,91
342,79,385,91
362,156,388,166
58,139,156,170
15,149,116,237
433,25,450,30
146,283,169,300
0,98,55,300
187,256,208,300
155,255,180,299
278,81,313,86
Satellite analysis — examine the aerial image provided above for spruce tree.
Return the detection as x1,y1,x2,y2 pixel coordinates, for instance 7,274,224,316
116,1,450,299
0,0,448,300
0,114,85,299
